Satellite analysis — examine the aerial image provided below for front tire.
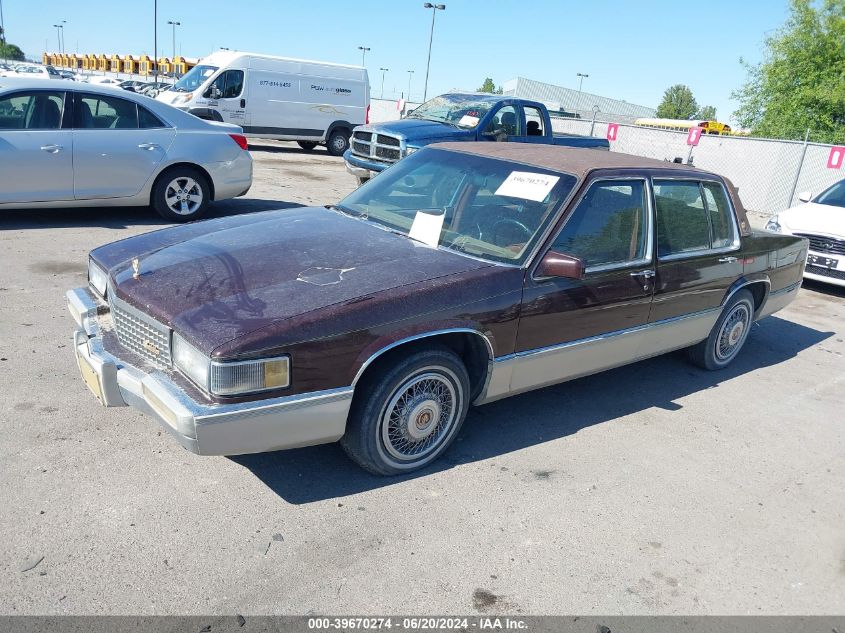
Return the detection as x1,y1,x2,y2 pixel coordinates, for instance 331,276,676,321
297,141,318,151
687,289,754,370
152,167,210,222
341,346,470,475
326,129,350,156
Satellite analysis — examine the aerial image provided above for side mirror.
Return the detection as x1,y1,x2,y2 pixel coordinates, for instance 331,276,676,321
536,250,585,280
797,191,812,203
206,85,222,100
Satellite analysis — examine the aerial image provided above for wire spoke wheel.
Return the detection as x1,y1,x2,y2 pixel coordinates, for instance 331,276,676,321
715,302,750,362
379,368,462,464
165,177,203,216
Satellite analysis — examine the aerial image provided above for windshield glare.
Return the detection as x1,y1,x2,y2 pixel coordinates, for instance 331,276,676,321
408,95,496,129
337,148,576,265
815,180,845,208
172,64,218,93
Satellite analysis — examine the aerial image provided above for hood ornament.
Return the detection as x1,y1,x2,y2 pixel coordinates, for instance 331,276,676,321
131,257,141,280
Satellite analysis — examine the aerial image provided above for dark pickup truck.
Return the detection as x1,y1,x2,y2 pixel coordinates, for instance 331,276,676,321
344,92,609,184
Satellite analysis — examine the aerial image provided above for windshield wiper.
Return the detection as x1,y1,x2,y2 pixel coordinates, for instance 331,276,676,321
327,204,367,219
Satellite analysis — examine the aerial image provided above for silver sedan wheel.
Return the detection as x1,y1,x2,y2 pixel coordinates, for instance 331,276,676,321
715,301,751,362
165,177,203,216
379,367,462,465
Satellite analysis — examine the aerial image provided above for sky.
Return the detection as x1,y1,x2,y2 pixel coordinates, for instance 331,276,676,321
1,0,791,124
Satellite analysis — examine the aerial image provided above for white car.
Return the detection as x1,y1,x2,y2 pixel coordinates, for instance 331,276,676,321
5,65,62,80
767,180,845,287
87,76,123,86
0,77,253,221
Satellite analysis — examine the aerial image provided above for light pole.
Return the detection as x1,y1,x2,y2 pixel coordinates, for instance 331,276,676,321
153,0,158,83
589,105,600,136
167,20,180,63
59,20,66,55
576,72,589,112
52,24,64,55
358,45,370,67
422,3,445,102
406,69,414,101
0,0,6,65
379,67,388,99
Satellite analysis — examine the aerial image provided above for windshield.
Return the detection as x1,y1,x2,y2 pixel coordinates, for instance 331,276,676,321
814,180,845,208
172,64,218,93
337,148,577,265
407,94,497,129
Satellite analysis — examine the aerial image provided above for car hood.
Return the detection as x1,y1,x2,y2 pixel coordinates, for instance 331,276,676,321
368,118,472,143
99,207,490,354
781,202,845,237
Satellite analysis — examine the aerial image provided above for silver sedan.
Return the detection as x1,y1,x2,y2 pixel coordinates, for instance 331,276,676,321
0,77,252,221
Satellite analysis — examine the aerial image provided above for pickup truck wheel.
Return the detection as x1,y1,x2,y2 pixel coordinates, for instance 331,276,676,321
297,141,318,151
326,129,350,156
152,168,210,222
687,289,754,370
341,346,470,475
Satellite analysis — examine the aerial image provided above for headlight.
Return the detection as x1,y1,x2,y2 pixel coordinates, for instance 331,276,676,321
172,334,210,391
173,333,290,396
405,146,419,156
765,216,782,232
210,356,290,396
88,259,109,298
177,92,193,103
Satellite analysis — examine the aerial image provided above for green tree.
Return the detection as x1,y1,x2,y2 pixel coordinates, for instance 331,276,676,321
477,77,503,94
0,43,25,62
733,0,845,142
656,84,699,119
696,105,717,120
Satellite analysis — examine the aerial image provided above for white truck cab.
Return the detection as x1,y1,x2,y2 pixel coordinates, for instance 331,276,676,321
158,49,369,155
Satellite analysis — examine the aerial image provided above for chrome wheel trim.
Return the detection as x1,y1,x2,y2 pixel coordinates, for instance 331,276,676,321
378,367,463,466
164,177,203,216
715,301,751,362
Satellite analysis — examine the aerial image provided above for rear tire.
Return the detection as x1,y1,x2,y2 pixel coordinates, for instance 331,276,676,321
297,141,318,151
341,345,470,475
152,167,210,223
687,289,754,370
326,129,350,156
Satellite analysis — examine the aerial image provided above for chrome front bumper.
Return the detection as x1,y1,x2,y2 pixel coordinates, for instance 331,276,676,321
67,287,352,456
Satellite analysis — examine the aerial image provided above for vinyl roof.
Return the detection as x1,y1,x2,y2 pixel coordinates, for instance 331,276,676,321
429,141,715,179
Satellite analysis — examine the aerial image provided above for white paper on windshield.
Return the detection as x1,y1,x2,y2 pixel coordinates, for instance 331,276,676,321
408,210,445,247
458,114,480,127
494,171,560,202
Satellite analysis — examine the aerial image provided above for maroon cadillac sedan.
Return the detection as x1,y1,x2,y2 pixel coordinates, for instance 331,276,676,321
68,143,807,474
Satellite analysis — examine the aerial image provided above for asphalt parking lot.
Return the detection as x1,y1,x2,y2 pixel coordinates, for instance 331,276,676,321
0,141,843,616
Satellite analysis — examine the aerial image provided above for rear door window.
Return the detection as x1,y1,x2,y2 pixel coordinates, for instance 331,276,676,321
654,180,711,256
702,182,738,249
75,93,139,129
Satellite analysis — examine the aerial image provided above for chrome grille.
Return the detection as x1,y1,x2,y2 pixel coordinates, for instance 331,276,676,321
350,130,404,164
795,233,845,256
109,293,172,368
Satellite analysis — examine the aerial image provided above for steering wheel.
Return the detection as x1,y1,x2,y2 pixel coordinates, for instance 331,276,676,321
490,218,532,247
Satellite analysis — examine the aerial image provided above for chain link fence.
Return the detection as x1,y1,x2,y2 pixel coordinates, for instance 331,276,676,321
551,116,844,218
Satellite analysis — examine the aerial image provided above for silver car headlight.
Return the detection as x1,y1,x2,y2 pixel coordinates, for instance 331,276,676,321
405,146,419,156
765,215,782,232
173,333,290,396
88,259,109,298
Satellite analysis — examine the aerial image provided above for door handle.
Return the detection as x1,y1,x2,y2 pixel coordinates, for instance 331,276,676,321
718,256,738,263
138,143,160,151
40,144,63,153
240,98,246,108
630,270,655,279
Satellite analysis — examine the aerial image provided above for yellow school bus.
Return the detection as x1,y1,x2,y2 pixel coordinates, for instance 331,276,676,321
634,118,732,135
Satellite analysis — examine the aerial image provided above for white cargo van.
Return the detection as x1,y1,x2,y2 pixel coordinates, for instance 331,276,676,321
157,50,369,156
